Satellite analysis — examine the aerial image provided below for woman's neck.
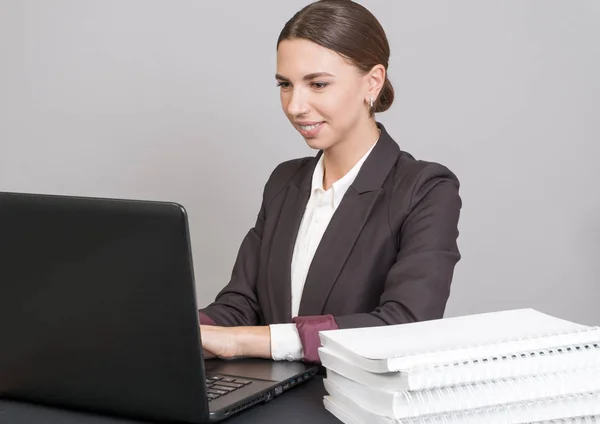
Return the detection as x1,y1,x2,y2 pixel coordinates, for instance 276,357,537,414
322,120,380,190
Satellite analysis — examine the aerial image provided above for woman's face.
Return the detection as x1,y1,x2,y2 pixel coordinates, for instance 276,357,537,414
276,38,371,151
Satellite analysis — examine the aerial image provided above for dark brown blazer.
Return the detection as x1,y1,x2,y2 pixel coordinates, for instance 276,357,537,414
200,123,461,358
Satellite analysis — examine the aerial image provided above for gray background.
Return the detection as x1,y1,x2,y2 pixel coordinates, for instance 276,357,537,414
1,1,599,324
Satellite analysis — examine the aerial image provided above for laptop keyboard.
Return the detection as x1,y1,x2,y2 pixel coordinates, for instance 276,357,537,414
206,374,252,401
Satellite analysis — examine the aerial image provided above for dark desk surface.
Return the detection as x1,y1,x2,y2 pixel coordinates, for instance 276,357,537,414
0,376,340,424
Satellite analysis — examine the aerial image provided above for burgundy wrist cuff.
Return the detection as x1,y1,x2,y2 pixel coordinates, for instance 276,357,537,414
292,314,338,363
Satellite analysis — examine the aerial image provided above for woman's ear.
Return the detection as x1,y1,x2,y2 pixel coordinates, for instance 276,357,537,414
366,64,386,102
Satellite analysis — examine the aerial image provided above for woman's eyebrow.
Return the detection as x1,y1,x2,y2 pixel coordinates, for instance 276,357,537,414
275,72,335,81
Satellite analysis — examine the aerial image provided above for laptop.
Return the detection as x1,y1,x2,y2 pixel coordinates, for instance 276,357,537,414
0,191,319,423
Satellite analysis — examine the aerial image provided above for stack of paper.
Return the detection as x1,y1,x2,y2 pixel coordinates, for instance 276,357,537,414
318,309,600,423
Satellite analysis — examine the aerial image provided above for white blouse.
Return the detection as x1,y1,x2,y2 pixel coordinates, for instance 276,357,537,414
269,140,378,361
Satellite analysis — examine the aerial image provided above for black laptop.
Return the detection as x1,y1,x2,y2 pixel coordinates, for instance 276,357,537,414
0,191,319,423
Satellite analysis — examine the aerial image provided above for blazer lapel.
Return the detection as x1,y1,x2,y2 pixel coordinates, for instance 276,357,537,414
266,156,318,323
297,189,381,316
298,124,401,316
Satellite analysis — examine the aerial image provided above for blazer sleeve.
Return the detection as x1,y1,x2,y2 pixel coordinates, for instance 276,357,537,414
293,163,462,362
198,202,265,327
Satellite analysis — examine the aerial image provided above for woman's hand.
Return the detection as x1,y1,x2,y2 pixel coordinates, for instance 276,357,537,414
200,325,272,359
200,325,243,358
202,349,217,360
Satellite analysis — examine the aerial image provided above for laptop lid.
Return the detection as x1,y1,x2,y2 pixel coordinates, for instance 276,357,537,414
0,191,210,423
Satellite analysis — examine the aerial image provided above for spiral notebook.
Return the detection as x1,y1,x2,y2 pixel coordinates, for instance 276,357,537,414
323,367,600,418
318,309,600,373
323,388,600,424
318,342,600,391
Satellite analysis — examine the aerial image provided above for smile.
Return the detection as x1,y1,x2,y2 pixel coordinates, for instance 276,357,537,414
299,123,321,131
296,122,325,138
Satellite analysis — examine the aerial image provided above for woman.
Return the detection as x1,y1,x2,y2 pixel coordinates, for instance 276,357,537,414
199,0,461,363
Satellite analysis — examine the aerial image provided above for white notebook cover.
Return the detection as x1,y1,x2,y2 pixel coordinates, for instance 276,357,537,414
318,308,600,372
323,388,600,424
323,367,600,418
318,343,600,391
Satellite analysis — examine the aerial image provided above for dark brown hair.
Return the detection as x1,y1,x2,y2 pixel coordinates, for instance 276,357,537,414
277,0,394,115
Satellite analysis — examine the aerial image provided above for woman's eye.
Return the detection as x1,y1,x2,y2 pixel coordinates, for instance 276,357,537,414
312,82,329,89
276,82,291,89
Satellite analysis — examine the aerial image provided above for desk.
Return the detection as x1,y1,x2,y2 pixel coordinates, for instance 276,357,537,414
0,376,340,424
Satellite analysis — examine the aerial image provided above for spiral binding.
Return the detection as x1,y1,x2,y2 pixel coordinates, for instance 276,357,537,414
386,325,600,364
398,366,600,417
402,391,600,424
412,342,600,390
323,390,600,424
